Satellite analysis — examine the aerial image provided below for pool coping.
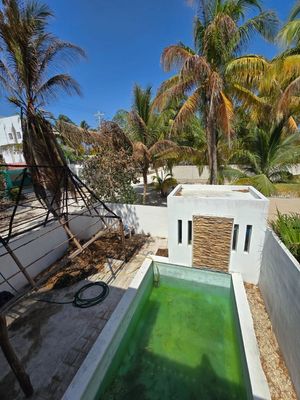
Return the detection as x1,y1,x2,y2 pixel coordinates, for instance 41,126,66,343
62,256,270,400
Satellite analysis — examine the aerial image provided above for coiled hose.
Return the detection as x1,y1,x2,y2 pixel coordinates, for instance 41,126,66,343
36,282,109,308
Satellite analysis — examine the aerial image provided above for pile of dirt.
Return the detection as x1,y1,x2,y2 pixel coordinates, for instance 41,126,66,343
38,233,148,290
245,283,297,400
156,248,168,257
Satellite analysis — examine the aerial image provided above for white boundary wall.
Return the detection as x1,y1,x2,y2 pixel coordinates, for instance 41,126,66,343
106,203,168,237
0,205,168,293
0,222,68,292
259,229,300,397
172,164,300,183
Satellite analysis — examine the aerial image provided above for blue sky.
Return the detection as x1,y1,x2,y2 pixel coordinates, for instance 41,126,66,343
0,0,294,127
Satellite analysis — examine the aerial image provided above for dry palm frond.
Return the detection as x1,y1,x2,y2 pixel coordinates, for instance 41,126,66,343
226,55,268,86
59,120,133,154
232,83,269,110
148,140,178,156
128,111,148,144
272,54,300,81
152,77,195,111
161,44,195,71
58,120,107,148
173,88,202,131
101,121,133,153
277,76,300,118
287,116,298,132
218,92,234,138
132,141,151,166
181,54,211,81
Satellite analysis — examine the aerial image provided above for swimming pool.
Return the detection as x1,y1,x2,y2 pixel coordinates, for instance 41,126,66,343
63,257,270,400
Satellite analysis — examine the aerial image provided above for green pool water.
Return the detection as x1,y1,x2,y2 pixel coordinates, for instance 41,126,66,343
99,275,250,400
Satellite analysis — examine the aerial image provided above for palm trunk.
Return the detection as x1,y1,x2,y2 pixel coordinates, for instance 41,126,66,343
22,109,69,212
210,131,218,185
206,107,218,185
142,168,148,205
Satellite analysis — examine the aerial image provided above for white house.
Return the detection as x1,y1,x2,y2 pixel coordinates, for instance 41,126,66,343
0,115,24,164
167,184,269,284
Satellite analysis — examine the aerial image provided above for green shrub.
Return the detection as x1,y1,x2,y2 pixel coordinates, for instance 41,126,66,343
271,212,300,262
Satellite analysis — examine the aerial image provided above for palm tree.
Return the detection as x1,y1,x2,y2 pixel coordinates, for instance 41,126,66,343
226,53,300,132
153,0,278,184
225,46,300,195
0,0,85,207
233,125,300,196
129,84,191,203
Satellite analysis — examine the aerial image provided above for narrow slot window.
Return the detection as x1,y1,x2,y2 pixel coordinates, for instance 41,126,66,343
188,220,192,245
178,220,182,244
232,224,239,251
244,225,252,252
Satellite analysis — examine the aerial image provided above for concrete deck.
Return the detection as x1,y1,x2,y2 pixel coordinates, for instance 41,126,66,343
0,237,167,400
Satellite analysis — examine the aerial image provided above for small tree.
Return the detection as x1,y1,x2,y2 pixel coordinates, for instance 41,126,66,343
82,146,138,204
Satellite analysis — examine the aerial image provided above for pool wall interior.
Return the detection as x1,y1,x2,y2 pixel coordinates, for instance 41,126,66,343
82,262,252,400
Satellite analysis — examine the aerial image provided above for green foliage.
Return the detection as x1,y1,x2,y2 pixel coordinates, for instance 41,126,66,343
8,187,24,201
82,147,138,204
271,212,300,262
232,124,300,196
112,109,129,133
152,172,177,198
57,115,76,125
79,120,90,130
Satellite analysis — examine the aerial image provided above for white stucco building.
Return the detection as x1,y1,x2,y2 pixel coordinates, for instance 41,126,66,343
0,115,24,164
167,184,269,284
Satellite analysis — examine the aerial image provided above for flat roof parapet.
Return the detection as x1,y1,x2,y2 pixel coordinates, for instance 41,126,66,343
171,184,267,201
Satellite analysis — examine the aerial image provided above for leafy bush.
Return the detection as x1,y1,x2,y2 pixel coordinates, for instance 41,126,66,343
271,212,300,262
82,146,138,204
152,172,177,198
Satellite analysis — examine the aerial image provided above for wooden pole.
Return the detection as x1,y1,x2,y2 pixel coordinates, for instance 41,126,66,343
0,240,36,288
59,217,83,251
0,315,34,397
119,220,126,261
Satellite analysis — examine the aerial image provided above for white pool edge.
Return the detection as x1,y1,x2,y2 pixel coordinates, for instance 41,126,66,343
63,257,270,400
62,257,153,400
232,272,270,400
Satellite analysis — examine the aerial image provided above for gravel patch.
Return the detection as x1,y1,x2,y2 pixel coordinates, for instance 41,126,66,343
245,283,297,400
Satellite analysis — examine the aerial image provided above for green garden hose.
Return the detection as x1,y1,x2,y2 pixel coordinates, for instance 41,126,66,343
35,281,109,308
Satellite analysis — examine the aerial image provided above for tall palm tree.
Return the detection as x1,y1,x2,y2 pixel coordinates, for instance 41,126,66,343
154,0,278,184
129,84,191,203
0,0,85,208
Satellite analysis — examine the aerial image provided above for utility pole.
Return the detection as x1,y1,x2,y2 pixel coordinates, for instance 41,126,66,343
94,111,105,130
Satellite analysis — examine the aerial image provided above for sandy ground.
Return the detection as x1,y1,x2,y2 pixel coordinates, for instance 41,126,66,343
268,197,300,220
245,284,297,400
